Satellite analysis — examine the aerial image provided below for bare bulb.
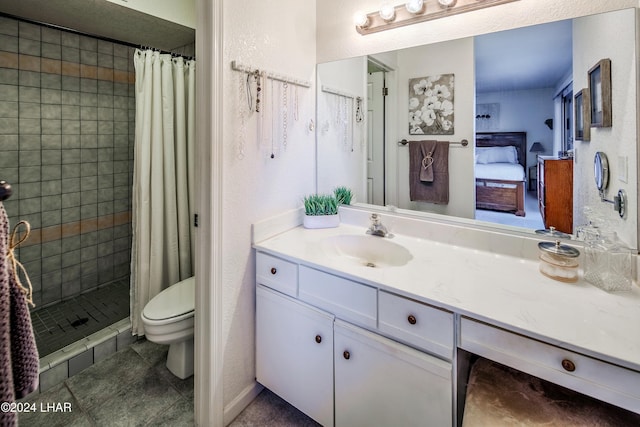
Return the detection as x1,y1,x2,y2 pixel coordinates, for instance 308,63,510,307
353,10,369,28
405,0,425,14
379,3,396,22
438,0,456,7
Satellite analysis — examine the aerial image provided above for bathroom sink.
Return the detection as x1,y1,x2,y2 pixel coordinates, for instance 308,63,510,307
321,235,413,268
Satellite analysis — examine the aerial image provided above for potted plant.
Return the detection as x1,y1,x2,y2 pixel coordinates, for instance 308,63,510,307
334,186,353,206
303,194,340,229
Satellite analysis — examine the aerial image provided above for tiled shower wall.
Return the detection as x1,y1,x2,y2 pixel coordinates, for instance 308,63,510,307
0,16,135,308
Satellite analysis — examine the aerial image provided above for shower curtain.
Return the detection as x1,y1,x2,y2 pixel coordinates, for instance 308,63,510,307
131,49,196,336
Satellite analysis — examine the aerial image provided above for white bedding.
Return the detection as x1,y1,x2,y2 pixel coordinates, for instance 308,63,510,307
475,162,525,181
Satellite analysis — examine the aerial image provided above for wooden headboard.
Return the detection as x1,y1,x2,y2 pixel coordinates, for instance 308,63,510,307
475,132,527,169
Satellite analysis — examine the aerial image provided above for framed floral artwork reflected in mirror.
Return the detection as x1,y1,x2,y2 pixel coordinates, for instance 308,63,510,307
408,74,455,135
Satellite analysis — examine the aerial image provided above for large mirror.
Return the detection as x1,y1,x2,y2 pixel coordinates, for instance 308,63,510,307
317,8,638,251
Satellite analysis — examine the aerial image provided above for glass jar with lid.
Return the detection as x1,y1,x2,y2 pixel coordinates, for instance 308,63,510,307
538,240,580,283
584,231,633,292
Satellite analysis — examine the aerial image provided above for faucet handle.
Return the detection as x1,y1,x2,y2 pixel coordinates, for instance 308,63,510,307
370,213,380,223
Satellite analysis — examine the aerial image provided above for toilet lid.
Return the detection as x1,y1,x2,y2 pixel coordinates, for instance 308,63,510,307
143,276,195,321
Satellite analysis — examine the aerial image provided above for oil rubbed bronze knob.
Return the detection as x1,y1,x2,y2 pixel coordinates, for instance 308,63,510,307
270,267,277,275
315,335,322,343
407,314,417,325
561,359,576,372
343,351,350,360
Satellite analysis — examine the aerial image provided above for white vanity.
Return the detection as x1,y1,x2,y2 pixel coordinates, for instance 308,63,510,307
253,208,640,426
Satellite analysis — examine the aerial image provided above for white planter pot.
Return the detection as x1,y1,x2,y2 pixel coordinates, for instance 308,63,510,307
303,214,340,229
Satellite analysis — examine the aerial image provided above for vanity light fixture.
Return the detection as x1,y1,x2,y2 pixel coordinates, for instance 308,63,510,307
355,0,520,35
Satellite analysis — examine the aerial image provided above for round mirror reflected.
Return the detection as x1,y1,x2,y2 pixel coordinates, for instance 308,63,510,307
594,151,609,191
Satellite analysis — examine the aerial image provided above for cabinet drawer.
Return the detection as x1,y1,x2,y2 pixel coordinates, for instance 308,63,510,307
299,265,376,329
379,291,454,360
256,252,298,297
460,318,640,413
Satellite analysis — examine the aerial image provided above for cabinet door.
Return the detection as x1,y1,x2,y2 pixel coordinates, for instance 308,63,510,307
334,320,452,427
256,285,334,427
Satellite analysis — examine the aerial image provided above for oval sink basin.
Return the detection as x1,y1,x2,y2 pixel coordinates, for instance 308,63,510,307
321,235,413,268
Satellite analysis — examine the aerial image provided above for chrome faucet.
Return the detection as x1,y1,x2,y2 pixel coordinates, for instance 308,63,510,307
366,213,388,237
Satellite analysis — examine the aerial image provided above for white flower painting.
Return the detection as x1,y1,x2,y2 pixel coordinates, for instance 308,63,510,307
408,74,455,135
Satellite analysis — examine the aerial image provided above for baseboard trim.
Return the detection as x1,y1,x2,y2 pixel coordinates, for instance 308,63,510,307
223,381,264,425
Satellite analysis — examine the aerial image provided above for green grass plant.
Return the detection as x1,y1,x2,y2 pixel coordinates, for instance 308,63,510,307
303,194,338,216
333,186,353,205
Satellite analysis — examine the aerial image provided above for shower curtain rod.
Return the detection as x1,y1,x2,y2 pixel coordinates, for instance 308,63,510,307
0,12,195,60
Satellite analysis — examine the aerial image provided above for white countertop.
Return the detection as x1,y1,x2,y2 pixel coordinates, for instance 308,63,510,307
254,223,640,372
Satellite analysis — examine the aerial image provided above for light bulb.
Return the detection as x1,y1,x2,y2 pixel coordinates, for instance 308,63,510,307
438,0,456,7
353,10,369,28
405,0,425,14
379,3,396,22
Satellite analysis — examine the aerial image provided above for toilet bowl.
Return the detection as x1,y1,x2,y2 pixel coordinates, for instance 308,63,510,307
141,276,195,379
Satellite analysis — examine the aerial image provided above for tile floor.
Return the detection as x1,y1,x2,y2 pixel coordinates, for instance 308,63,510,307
20,339,194,427
31,279,130,357
20,338,316,426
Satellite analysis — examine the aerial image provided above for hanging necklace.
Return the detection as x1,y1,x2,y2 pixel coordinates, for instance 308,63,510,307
258,71,266,156
349,97,355,152
254,69,261,113
270,78,275,158
282,82,288,150
355,96,364,123
245,72,253,112
293,85,299,122
341,96,348,151
237,72,247,159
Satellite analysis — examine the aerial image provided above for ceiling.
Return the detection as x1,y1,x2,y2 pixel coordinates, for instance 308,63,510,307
0,0,195,52
475,19,573,93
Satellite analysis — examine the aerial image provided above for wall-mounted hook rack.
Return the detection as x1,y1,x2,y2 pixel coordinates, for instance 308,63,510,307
231,60,311,88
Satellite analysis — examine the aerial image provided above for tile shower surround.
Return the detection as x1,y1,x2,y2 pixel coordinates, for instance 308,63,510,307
0,16,135,308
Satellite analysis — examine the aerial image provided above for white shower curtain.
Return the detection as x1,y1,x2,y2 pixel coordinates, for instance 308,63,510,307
131,49,196,336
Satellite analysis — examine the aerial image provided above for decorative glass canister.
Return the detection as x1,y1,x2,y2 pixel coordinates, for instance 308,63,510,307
584,231,633,292
537,240,580,283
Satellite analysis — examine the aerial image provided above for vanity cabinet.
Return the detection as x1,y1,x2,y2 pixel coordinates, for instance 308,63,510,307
460,317,640,414
334,320,452,427
537,156,573,234
255,253,454,426
256,285,335,426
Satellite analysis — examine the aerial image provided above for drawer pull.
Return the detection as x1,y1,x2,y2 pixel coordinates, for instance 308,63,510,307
315,335,322,344
561,359,576,372
343,350,351,360
407,314,417,325
270,267,277,275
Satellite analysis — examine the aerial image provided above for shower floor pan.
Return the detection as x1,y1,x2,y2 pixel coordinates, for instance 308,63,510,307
31,278,130,357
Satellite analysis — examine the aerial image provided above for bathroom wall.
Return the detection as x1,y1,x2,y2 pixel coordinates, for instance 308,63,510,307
573,8,638,249
317,56,368,200
395,39,476,218
221,0,317,418
0,16,135,307
476,87,556,169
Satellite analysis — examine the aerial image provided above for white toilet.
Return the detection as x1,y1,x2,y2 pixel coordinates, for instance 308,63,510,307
141,276,195,379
